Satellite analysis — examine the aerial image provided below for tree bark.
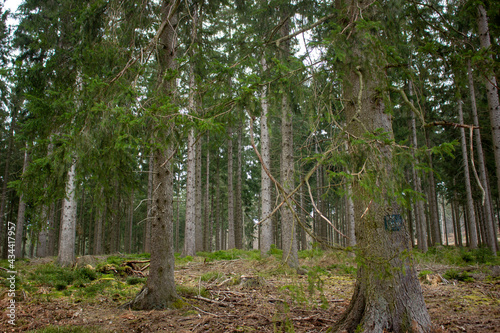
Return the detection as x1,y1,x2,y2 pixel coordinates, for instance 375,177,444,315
184,127,197,256
15,148,29,258
128,0,178,309
0,104,18,259
467,59,497,255
477,7,500,250
457,97,478,249
279,17,299,268
227,126,235,249
58,161,78,267
260,57,273,256
409,83,428,252
204,135,211,252
195,135,203,253
235,124,243,249
333,2,431,331
94,202,104,255
215,155,221,251
144,155,153,253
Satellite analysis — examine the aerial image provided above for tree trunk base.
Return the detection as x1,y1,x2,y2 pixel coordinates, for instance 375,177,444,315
333,273,431,333
122,286,178,311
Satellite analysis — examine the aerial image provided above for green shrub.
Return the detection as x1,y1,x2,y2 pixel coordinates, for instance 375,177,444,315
472,247,496,264
126,277,146,285
55,282,67,291
200,271,224,282
418,270,434,278
443,269,474,282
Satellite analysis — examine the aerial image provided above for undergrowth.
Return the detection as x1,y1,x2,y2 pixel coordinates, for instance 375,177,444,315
414,246,499,266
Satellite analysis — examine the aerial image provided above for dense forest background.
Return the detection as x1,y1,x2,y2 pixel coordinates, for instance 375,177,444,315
0,0,499,266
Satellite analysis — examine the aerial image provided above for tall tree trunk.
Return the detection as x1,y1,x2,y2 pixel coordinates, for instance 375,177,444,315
442,196,449,246
58,161,78,267
94,202,104,255
15,148,29,258
127,190,134,253
279,14,299,269
409,83,428,252
468,59,497,255
37,141,55,258
425,131,441,246
184,127,197,256
184,3,199,257
144,155,153,253
458,97,478,249
128,0,178,309
215,155,221,251
260,57,273,256
333,2,431,331
0,104,18,259
48,201,59,256
346,182,356,250
299,172,307,250
477,7,500,243
110,183,121,253
235,125,243,249
227,126,235,249
204,135,211,252
195,135,203,253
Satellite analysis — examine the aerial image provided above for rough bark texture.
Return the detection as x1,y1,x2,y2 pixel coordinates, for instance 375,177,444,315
468,60,498,255
58,161,77,267
94,203,104,255
195,136,203,253
15,149,29,258
280,15,298,269
457,97,478,249
235,125,243,249
184,127,197,257
425,132,442,246
333,2,431,332
260,57,273,256
128,0,178,310
215,155,221,251
409,84,428,252
227,126,235,249
0,105,17,259
477,6,500,252
144,155,153,253
204,135,211,252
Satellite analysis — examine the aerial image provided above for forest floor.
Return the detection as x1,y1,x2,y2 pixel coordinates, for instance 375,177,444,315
0,247,499,333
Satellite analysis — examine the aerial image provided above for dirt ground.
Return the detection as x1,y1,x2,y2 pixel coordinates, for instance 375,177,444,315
1,255,499,333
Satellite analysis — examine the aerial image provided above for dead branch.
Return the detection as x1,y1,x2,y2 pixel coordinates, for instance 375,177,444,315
192,295,229,307
425,121,479,130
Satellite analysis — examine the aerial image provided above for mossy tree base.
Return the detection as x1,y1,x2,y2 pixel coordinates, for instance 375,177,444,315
126,286,179,310
332,265,431,333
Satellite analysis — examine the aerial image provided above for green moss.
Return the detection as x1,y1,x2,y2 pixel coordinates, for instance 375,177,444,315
171,297,189,309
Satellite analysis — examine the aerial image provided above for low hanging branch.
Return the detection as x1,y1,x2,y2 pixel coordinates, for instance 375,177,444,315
248,114,349,247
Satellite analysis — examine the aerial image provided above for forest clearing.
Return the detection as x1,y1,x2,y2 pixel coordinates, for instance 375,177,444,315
1,248,499,332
